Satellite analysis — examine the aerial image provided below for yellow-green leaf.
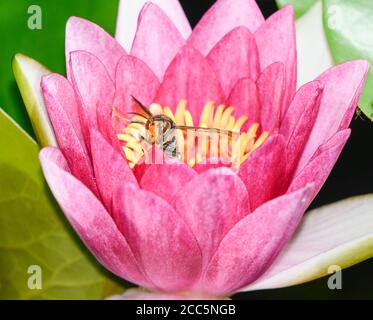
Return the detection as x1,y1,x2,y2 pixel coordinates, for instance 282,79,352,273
323,0,373,120
0,109,127,299
276,0,318,18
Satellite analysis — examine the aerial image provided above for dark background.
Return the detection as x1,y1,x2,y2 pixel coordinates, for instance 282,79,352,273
179,0,373,300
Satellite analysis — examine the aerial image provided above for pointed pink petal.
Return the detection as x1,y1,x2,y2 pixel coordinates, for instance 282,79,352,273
206,27,260,96
155,46,224,120
255,5,296,112
188,0,264,55
66,17,126,81
39,147,69,171
289,130,351,201
257,62,286,132
239,135,286,210
193,158,234,174
280,81,323,177
115,0,191,52
243,194,373,291
39,148,151,288
69,51,115,148
114,183,202,292
90,129,138,212
173,168,249,268
227,77,260,131
297,60,369,172
41,74,97,194
140,162,197,204
203,185,314,296
131,3,186,80
41,73,83,143
114,55,160,117
108,288,222,300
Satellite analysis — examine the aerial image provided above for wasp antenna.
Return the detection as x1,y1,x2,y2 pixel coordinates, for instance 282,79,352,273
129,120,147,125
127,112,149,120
113,108,143,123
131,95,153,117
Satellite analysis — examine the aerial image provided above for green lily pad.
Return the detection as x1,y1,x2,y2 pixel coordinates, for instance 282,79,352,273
323,0,373,120
276,0,318,18
0,0,119,136
0,109,127,299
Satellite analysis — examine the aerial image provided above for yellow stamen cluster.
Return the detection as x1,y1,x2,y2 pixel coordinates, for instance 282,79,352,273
117,100,269,168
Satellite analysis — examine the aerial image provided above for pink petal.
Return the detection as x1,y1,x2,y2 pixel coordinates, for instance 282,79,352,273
129,146,171,182
108,288,223,300
297,60,369,173
66,17,126,81
114,55,160,117
243,194,373,291
132,162,148,182
257,62,286,132
41,74,97,195
289,129,351,201
255,5,296,112
90,129,138,212
202,184,314,296
193,158,234,174
173,167,249,268
206,27,260,96
39,148,151,288
155,45,224,120
41,73,83,143
115,0,191,52
238,134,287,210
131,3,186,80
140,162,197,204
227,77,260,131
280,81,323,178
38,147,69,171
69,51,115,149
113,183,202,292
188,0,264,56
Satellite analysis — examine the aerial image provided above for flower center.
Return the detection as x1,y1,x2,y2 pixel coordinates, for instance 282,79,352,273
117,100,269,168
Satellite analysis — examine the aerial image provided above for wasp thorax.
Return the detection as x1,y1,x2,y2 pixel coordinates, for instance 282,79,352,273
146,115,175,134
117,100,269,168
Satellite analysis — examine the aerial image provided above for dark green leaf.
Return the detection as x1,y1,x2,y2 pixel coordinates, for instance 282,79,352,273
0,0,119,135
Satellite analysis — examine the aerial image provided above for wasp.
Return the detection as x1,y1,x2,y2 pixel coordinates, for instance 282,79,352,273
127,97,239,161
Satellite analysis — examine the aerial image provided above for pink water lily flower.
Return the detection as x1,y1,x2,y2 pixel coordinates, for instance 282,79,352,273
32,0,370,299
